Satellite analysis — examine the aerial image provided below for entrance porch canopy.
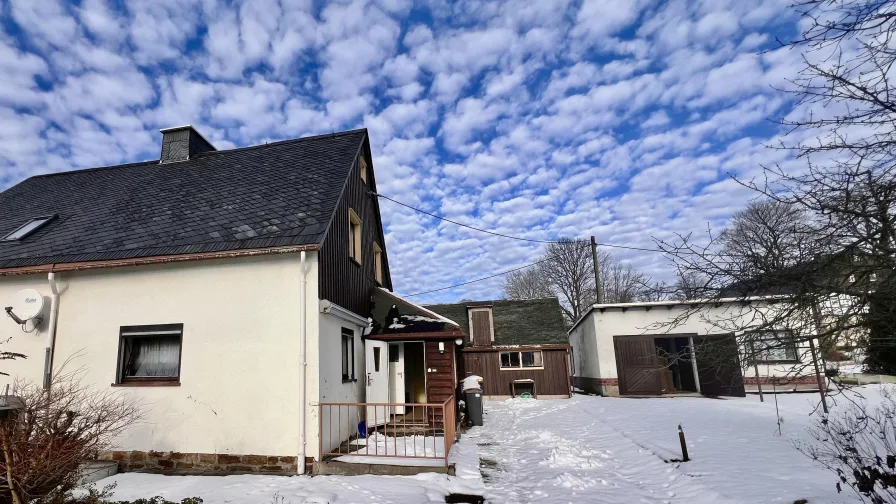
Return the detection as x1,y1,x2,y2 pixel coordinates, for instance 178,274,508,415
368,287,463,341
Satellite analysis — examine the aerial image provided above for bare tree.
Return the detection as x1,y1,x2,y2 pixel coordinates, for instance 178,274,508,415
719,200,809,275
540,238,595,323
501,268,554,300
671,270,712,300
655,0,896,376
0,336,27,377
601,259,648,303
638,280,671,302
502,239,656,322
0,370,141,504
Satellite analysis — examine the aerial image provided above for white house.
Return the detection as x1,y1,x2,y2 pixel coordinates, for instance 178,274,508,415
568,298,825,397
0,126,462,474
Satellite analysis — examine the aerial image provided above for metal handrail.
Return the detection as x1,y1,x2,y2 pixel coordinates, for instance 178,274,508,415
319,396,458,466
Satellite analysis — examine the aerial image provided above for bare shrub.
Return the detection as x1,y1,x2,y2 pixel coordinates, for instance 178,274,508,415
0,370,141,504
798,387,896,503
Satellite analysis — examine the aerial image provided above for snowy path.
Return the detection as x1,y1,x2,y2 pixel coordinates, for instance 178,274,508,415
466,398,733,504
95,391,867,503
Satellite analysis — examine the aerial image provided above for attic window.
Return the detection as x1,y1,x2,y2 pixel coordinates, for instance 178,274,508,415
360,156,368,184
349,208,362,263
468,307,494,346
373,242,383,285
2,216,55,241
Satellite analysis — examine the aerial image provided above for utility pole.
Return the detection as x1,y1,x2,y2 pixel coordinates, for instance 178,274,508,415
591,236,603,304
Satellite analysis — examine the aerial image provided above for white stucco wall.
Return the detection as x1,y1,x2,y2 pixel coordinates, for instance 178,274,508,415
0,253,320,458
316,311,367,455
569,311,599,379
569,301,820,387
0,273,53,390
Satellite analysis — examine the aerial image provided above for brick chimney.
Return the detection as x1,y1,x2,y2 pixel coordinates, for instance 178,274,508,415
159,125,216,163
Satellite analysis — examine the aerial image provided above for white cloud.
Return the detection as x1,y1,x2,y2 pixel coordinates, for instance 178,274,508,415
0,41,47,107
0,0,812,302
127,0,202,63
572,0,652,43
694,10,739,41
78,0,127,41
9,0,79,49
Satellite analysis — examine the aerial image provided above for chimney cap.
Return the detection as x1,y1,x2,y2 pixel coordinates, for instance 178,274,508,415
158,125,217,163
159,125,215,149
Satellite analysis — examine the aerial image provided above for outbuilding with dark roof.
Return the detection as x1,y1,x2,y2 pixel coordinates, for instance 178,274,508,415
424,297,572,399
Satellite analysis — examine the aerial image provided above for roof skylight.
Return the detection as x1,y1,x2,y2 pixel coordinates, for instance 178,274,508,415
2,216,55,241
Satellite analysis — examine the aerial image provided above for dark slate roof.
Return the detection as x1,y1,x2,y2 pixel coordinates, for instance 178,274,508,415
0,129,368,269
423,298,569,346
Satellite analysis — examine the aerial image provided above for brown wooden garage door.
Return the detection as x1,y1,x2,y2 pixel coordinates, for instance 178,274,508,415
614,336,662,395
694,334,745,397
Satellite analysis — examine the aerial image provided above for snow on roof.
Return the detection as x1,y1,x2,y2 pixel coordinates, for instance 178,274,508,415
568,295,792,333
591,295,789,310
376,287,460,327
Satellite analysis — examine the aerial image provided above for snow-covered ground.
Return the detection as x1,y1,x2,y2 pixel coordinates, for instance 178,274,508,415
471,392,850,504
95,389,875,503
334,432,446,466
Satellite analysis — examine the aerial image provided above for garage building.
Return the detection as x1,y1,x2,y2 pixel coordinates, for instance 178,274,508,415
568,297,825,397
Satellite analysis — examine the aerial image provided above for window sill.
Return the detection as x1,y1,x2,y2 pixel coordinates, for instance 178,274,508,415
500,367,545,371
112,381,181,387
349,257,361,267
755,360,800,365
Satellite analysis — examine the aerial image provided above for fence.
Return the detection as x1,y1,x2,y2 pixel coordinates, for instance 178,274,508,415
319,396,457,466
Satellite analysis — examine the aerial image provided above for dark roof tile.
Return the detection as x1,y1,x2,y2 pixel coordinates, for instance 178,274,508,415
423,297,569,346
0,129,367,269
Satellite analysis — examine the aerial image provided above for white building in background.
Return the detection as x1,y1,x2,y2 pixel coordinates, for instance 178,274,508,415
568,298,825,397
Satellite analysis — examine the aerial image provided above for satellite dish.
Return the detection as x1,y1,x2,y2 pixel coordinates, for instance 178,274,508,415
5,289,44,324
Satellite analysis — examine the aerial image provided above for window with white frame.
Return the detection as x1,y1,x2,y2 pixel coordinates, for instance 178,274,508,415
341,328,355,382
751,330,798,363
500,350,543,369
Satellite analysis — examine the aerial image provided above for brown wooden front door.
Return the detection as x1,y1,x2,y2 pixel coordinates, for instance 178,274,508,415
614,336,663,395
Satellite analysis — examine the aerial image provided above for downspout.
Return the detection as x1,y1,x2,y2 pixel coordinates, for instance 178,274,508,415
298,251,312,474
44,271,60,390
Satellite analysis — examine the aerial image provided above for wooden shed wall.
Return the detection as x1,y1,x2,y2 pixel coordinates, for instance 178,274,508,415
424,341,457,425
462,349,571,397
424,341,457,404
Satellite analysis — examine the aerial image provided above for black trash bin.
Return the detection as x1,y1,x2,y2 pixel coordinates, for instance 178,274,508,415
465,390,484,426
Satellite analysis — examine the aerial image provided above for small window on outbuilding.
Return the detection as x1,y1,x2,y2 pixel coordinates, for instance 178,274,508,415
750,330,798,363
349,208,362,263
359,156,368,184
373,242,384,285
500,351,544,369
2,215,55,241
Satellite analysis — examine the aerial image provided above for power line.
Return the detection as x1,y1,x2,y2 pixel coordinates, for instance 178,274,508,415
375,192,667,253
402,244,591,297
376,192,559,244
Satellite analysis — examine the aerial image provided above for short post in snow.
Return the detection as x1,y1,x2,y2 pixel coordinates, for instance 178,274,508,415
678,424,690,462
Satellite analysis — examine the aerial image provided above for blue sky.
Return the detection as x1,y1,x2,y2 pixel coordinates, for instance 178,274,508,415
0,0,806,303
